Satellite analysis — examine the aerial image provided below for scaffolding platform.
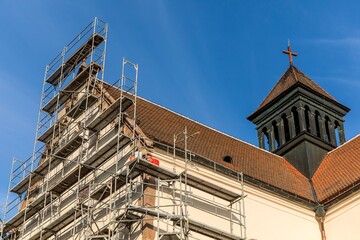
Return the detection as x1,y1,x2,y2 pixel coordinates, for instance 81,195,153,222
159,234,181,240
129,159,243,202
47,134,129,194
187,219,244,240
86,235,109,240
10,174,31,194
84,212,141,240
127,204,243,240
128,205,181,222
3,208,25,233
3,193,55,233
90,152,133,201
84,131,130,169
86,96,133,131
34,130,86,190
22,156,65,194
48,162,89,194
186,174,242,202
33,157,62,178
46,33,105,86
116,211,143,222
66,93,98,119
129,159,178,181
10,167,48,195
42,62,102,114
38,122,67,143
25,197,79,240
53,131,85,159
90,177,125,201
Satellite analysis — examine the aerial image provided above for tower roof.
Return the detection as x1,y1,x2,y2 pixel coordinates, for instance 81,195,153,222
255,65,338,112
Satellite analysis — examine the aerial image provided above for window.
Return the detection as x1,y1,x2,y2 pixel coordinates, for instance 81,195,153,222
272,121,279,149
223,155,233,164
315,111,321,138
334,121,340,146
304,106,310,133
291,107,300,135
282,113,290,142
262,127,270,151
325,116,331,143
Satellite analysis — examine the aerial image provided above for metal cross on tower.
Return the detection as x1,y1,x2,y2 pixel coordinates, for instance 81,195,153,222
282,40,297,65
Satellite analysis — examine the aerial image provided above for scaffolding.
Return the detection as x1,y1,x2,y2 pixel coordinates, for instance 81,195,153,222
0,205,4,240
71,135,247,240
2,17,246,240
2,17,109,240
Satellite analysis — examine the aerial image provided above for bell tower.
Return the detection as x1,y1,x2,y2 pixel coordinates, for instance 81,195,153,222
247,45,350,178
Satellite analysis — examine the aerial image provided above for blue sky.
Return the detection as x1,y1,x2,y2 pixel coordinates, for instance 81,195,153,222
0,1,359,208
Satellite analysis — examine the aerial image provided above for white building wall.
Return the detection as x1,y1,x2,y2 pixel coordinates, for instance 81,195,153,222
325,192,360,240
154,151,321,240
245,187,319,240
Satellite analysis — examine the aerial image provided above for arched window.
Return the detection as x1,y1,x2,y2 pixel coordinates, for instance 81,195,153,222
262,127,270,151
272,121,279,149
282,113,290,142
315,111,321,138
304,106,311,133
324,116,331,143
334,121,340,146
292,107,300,135
223,155,233,164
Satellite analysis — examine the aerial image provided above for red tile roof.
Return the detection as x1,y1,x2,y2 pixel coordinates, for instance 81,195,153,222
105,78,358,206
255,65,338,112
312,134,360,204
131,97,314,201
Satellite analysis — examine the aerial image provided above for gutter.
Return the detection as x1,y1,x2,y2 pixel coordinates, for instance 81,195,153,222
310,179,327,240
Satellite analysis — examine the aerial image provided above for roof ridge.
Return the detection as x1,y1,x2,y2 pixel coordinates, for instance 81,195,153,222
293,66,338,102
312,134,360,178
290,65,299,82
327,134,360,155
252,66,293,113
311,133,360,203
137,95,286,159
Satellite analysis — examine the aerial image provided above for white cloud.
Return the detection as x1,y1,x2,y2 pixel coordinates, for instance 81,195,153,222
327,77,360,87
306,38,360,47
